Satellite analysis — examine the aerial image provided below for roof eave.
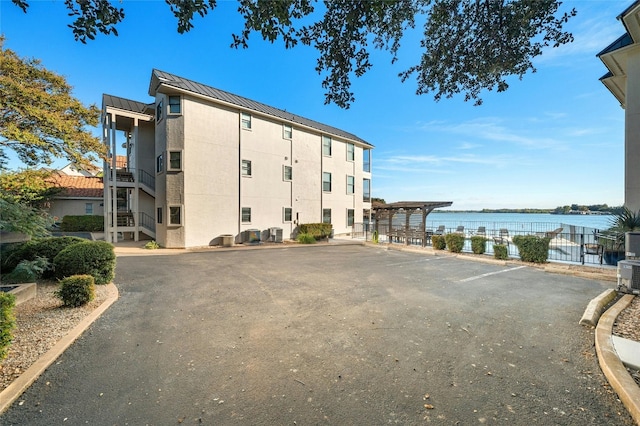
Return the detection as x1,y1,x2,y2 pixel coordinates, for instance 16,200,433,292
152,72,374,148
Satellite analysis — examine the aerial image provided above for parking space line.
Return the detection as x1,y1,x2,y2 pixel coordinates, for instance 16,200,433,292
385,257,448,267
459,266,527,282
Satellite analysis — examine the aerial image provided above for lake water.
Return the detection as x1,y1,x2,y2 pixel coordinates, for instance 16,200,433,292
382,211,615,235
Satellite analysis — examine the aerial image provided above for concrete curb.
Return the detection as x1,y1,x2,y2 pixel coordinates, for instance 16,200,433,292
579,289,618,327
595,294,640,426
0,283,119,415
114,239,365,257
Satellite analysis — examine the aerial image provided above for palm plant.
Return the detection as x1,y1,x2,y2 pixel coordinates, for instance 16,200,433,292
609,207,640,232
598,207,640,264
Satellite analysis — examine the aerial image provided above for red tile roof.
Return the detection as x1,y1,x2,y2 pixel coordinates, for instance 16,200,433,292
48,173,103,198
116,155,127,169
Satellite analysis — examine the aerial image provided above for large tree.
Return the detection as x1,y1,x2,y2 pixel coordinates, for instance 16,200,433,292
10,0,576,108
0,169,61,237
0,37,104,170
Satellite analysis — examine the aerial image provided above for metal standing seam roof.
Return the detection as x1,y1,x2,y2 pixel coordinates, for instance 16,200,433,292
149,69,373,147
102,94,155,116
597,32,633,58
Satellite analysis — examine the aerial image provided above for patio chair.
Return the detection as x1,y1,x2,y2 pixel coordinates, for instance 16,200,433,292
472,226,486,237
455,225,465,234
493,228,511,245
544,227,563,239
435,225,445,235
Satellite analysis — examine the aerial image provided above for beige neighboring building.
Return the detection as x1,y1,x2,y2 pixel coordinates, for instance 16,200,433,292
46,172,104,220
102,70,373,248
598,0,640,212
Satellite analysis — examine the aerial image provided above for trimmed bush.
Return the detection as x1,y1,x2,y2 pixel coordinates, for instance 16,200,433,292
296,233,316,244
444,233,465,253
513,235,551,263
432,235,446,250
60,215,104,232
471,236,487,254
0,293,16,361
1,236,85,276
54,241,116,284
298,223,332,240
494,244,509,260
4,256,49,283
55,275,95,307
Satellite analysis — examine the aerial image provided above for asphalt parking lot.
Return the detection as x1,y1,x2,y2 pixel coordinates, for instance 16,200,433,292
1,244,635,425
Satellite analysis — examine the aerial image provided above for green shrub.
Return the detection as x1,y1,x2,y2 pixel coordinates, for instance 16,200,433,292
55,275,95,307
53,241,116,284
444,233,465,253
1,236,85,276
0,241,30,274
4,256,49,283
512,235,551,263
471,236,487,254
432,235,446,250
60,215,104,232
298,223,332,240
372,230,379,244
0,293,16,361
144,240,160,250
494,244,509,260
296,233,316,244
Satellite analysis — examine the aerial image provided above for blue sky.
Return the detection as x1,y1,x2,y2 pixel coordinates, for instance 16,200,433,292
0,0,630,210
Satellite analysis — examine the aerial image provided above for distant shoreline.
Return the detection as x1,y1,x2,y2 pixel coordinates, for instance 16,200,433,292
435,210,613,215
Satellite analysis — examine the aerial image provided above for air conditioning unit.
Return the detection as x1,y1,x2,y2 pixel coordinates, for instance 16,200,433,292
270,227,283,243
626,231,640,258
244,229,260,243
617,259,640,294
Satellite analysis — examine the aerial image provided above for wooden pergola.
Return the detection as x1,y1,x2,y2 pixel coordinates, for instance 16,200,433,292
374,201,453,247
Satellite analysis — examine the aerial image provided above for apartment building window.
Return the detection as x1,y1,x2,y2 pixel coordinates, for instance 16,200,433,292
283,207,292,222
168,151,182,171
241,112,252,129
323,208,331,224
85,203,93,214
241,207,252,223
347,143,355,161
322,172,332,192
283,165,292,181
346,175,355,194
283,124,292,139
156,153,164,173
363,178,371,202
242,159,252,176
156,99,163,121
363,149,371,173
168,95,181,114
347,209,355,226
157,207,163,224
169,205,182,226
322,135,332,156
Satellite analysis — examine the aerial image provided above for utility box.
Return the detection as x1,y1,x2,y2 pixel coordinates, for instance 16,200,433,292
245,229,261,243
625,232,640,258
221,234,234,247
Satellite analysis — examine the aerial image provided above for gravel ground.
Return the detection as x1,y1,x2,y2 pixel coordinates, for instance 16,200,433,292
1,280,638,397
0,282,109,392
611,295,640,387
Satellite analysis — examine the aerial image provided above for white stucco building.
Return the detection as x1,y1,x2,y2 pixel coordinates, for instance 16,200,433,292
598,0,640,212
102,70,373,248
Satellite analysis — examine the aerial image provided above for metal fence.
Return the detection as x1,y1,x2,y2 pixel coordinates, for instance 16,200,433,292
351,222,623,267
